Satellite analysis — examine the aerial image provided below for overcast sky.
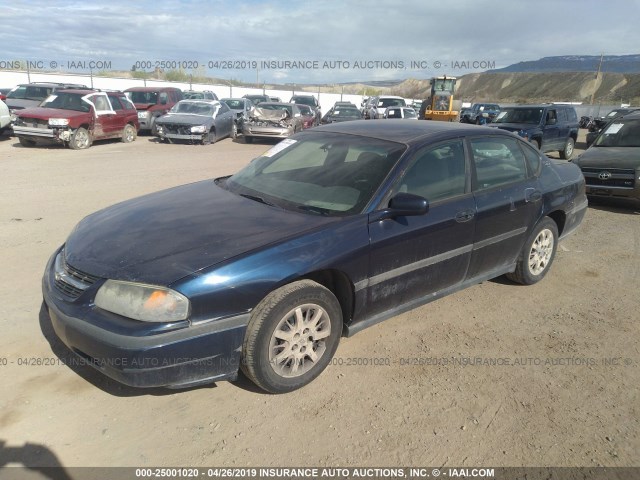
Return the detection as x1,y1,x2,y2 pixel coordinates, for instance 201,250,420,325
2,0,640,84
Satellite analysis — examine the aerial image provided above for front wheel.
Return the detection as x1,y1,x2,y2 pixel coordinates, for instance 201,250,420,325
69,127,92,150
201,129,216,145
121,124,137,143
241,280,343,393
231,122,238,139
244,136,253,144
559,137,575,159
507,217,558,285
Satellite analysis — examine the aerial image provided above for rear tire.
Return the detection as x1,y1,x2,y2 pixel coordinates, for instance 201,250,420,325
241,280,342,393
507,217,558,285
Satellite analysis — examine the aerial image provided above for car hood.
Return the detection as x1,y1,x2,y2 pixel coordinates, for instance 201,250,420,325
64,180,336,285
574,147,640,169
16,107,90,120
490,123,539,132
156,114,211,125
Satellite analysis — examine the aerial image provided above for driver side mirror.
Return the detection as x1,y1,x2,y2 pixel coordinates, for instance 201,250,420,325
370,193,429,222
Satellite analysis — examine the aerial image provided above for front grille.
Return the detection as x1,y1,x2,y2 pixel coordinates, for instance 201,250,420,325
581,167,636,189
162,124,193,135
53,252,101,299
18,117,50,129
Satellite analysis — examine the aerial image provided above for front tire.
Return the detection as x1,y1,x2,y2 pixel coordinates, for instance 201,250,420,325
201,129,216,145
559,137,575,159
121,124,137,143
69,127,92,150
244,135,253,144
241,280,342,393
507,217,558,285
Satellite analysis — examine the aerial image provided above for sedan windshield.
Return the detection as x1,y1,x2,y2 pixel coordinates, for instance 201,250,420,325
333,108,361,117
594,119,640,147
40,92,91,112
494,108,543,124
170,102,214,116
224,132,406,215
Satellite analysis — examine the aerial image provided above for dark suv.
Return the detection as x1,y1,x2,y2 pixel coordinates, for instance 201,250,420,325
491,104,579,159
125,86,183,134
5,82,90,113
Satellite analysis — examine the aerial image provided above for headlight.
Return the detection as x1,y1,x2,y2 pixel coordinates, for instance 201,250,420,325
95,280,190,323
49,118,69,126
190,125,207,133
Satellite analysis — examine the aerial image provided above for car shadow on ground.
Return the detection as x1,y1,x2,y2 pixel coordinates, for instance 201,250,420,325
38,302,218,397
587,198,640,215
0,439,73,478
38,301,267,396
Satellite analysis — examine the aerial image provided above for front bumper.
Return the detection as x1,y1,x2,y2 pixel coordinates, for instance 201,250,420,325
242,124,293,138
42,249,249,388
13,125,74,143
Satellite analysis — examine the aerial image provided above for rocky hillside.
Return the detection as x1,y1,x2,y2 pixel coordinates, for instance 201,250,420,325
455,72,640,105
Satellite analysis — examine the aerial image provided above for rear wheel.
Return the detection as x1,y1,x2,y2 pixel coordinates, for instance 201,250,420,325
69,127,92,150
241,280,342,393
121,124,137,143
559,137,575,159
507,217,558,285
530,138,541,150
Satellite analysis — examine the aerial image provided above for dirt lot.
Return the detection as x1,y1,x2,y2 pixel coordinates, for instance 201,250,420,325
0,129,638,469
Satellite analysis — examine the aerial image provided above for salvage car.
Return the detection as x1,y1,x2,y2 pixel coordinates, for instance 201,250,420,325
155,100,235,144
243,94,270,106
321,106,362,124
12,90,138,149
43,121,587,393
296,104,317,129
491,104,579,159
5,82,90,113
571,111,640,204
220,97,254,133
183,90,219,101
242,102,303,143
125,86,183,134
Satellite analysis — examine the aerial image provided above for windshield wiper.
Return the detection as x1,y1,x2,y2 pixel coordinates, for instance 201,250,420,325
239,193,275,207
297,205,332,216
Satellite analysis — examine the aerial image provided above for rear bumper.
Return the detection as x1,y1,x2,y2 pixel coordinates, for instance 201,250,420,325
42,250,249,388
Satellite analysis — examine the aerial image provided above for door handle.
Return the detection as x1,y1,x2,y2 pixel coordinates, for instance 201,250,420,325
455,210,475,223
525,188,542,203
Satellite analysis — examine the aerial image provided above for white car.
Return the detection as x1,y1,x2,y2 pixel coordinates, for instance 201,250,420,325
383,106,418,119
373,96,406,118
0,99,11,134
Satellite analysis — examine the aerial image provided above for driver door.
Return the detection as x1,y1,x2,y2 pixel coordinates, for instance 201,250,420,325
364,139,476,318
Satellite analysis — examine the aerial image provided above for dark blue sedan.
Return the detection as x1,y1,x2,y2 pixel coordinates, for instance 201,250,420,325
43,121,587,393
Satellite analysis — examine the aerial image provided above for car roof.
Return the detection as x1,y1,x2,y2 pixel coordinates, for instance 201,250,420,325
314,119,512,143
56,89,99,95
125,87,180,92
177,99,220,106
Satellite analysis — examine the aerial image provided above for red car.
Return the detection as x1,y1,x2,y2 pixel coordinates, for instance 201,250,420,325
296,104,317,129
12,90,139,149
